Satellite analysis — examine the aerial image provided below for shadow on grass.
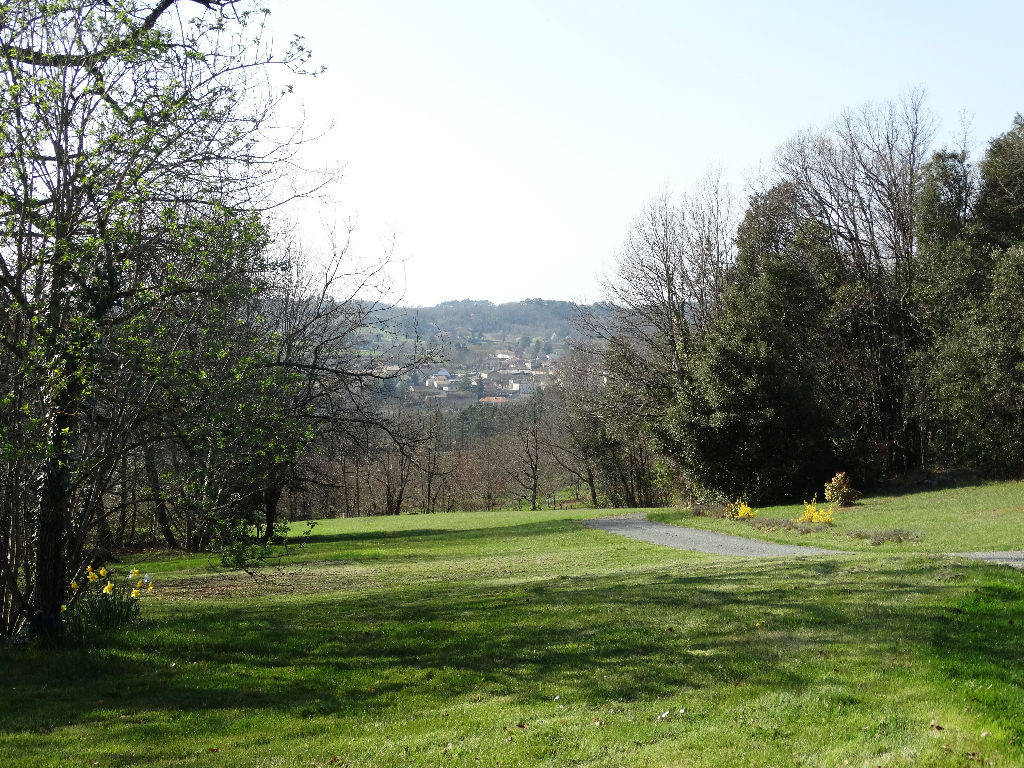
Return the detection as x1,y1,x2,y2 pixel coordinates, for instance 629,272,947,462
141,518,591,576
288,518,577,547
3,556,1023,736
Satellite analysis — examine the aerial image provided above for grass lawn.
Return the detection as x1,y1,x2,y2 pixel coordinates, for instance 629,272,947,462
3,494,1024,767
649,479,1024,553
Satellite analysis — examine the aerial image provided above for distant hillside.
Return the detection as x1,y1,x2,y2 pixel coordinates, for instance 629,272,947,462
400,298,588,342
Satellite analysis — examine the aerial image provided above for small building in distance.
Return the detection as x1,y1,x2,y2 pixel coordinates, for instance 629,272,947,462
425,368,453,389
509,378,538,395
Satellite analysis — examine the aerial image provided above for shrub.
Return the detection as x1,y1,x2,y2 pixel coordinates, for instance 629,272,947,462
723,501,758,520
847,528,922,546
793,496,836,525
824,472,862,506
747,516,829,534
737,504,757,520
63,565,154,646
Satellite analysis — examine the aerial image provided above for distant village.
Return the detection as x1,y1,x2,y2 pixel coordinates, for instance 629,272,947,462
397,343,561,410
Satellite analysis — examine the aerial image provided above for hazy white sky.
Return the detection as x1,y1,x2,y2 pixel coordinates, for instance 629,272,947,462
272,0,1024,306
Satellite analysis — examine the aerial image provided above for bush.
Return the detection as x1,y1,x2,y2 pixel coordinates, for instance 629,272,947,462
63,565,154,646
824,472,862,506
723,501,758,520
847,528,922,546
793,497,836,525
746,516,828,535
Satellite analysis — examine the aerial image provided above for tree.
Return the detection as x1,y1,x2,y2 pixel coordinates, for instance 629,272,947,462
584,173,737,413
542,378,601,508
975,115,1024,247
668,184,848,502
0,0,313,636
776,90,935,475
499,397,548,511
914,119,1024,476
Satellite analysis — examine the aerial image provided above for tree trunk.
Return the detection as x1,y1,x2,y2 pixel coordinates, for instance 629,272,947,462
144,446,178,548
32,384,76,636
586,468,599,508
261,484,283,541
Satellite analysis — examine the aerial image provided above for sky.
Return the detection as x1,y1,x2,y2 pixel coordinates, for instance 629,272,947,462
270,0,1024,306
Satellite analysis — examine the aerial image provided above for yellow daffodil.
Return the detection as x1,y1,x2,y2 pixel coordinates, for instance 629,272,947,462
147,582,154,592
102,581,114,595
130,589,141,598
87,571,98,582
61,605,67,612
136,579,143,589
71,580,79,590
99,567,107,577
130,568,140,579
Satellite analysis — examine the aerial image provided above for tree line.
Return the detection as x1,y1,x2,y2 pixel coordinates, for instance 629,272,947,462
591,92,1024,505
294,360,671,520
370,95,1022,521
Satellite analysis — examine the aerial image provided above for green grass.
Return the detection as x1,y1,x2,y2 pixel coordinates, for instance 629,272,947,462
650,479,1024,553
3,494,1024,767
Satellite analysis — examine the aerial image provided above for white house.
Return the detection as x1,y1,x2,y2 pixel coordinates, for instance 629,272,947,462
509,378,538,395
425,368,453,389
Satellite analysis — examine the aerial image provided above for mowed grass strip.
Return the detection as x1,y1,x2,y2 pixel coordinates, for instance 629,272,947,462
1,500,1022,767
651,479,1024,553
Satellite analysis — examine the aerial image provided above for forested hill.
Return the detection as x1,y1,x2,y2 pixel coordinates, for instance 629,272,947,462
399,298,595,340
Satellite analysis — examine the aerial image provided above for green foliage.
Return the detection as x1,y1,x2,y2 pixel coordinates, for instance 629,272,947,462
912,118,1024,477
0,0,320,630
666,188,845,503
660,113,1024,503
213,520,289,570
922,244,1024,475
976,115,1024,246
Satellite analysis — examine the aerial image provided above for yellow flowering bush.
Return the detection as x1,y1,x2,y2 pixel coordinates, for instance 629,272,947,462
734,502,757,520
794,496,837,525
723,501,758,520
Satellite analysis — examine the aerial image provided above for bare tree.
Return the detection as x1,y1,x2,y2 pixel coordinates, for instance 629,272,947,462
579,171,738,423
776,89,935,472
498,398,550,511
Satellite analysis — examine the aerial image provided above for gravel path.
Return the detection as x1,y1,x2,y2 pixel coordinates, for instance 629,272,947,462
585,514,1024,567
584,513,841,558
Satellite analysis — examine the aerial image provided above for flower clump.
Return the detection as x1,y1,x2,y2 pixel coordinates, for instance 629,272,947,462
794,496,836,525
63,565,155,645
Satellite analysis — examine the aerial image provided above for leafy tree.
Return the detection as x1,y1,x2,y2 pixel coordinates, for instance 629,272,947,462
776,91,934,475
975,115,1024,247
667,186,846,502
914,120,1024,476
0,0,312,636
